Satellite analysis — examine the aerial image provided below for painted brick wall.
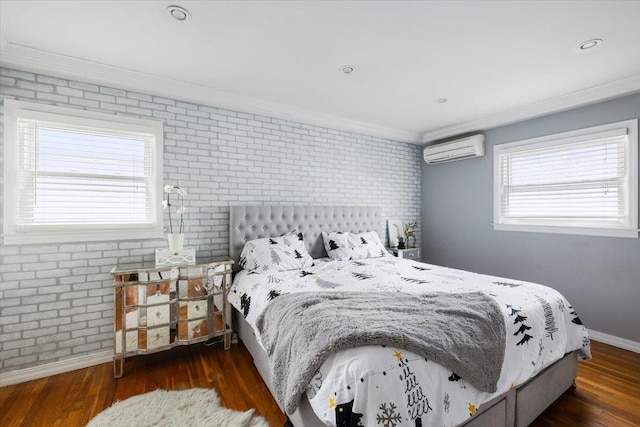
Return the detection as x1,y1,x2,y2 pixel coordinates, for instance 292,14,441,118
0,67,421,374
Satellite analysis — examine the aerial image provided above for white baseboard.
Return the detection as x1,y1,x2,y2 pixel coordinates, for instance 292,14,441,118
0,351,112,387
588,329,640,354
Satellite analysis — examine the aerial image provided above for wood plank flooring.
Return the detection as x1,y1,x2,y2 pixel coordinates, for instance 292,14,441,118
1,340,638,426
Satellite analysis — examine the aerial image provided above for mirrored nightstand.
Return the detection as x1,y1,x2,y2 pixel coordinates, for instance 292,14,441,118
111,256,233,378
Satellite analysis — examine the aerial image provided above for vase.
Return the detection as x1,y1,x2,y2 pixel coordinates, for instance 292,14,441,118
167,233,185,251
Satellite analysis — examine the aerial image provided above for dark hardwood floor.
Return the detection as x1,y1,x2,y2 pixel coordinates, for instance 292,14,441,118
530,340,640,427
0,340,638,426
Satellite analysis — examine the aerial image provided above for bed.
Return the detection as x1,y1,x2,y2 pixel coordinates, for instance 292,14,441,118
228,205,591,427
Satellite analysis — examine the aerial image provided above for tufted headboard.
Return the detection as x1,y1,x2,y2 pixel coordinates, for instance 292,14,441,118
229,206,384,269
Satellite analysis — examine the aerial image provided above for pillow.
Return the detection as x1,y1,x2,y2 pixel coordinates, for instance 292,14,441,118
322,231,388,260
239,231,313,272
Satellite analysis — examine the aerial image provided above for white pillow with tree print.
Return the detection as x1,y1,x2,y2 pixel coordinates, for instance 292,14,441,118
239,231,313,272
322,231,388,260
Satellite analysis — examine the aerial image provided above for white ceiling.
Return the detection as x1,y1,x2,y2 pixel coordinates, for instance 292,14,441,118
1,1,640,144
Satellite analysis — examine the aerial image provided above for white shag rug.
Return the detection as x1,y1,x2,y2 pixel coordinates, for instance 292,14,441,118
86,388,271,427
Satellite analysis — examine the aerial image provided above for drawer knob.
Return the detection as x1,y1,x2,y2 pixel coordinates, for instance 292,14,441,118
156,333,161,339
155,311,161,318
194,326,201,333
195,285,201,292
195,305,200,311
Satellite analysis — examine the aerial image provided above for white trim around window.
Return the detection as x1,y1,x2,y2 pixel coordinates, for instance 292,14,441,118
2,100,164,245
493,119,638,238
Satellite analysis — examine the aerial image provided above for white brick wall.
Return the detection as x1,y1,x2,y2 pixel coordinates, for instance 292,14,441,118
0,67,422,373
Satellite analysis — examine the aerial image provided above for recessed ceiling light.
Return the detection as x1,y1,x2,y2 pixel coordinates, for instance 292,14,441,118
168,5,191,21
340,65,355,74
576,39,602,52
434,98,448,104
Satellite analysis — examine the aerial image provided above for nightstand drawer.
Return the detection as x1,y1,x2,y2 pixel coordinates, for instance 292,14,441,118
389,247,421,260
178,278,208,298
139,326,173,350
177,319,208,340
125,305,173,328
178,299,209,320
146,305,171,327
124,281,173,306
399,248,420,259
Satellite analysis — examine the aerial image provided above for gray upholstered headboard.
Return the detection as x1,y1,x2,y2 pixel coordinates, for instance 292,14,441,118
229,206,384,268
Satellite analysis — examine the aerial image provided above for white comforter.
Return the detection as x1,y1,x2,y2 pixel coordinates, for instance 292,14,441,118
229,257,591,427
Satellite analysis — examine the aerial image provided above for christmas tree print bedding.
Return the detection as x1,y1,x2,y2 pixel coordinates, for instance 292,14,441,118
229,257,591,427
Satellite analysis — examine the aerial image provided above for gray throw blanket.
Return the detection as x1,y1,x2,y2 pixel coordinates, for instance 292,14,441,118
255,291,506,415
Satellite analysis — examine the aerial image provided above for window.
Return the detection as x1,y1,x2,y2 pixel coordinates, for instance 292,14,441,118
3,100,164,244
494,119,638,238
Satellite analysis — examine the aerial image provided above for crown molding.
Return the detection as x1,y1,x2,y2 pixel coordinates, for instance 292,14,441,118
3,43,638,146
0,43,422,144
422,74,640,143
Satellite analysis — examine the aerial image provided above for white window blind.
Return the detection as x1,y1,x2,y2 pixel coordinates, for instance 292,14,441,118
3,100,164,244
494,120,638,238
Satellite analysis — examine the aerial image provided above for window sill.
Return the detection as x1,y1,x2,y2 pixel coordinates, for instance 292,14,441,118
493,223,638,239
2,229,164,245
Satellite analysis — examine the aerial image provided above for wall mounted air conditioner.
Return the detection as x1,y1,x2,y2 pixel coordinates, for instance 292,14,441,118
423,134,485,164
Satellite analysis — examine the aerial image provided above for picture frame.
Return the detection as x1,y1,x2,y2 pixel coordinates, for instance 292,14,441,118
387,219,404,248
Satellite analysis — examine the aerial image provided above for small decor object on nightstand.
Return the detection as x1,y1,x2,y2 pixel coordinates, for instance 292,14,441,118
155,247,196,266
404,221,417,248
387,219,404,248
163,184,187,251
397,236,406,249
158,184,194,265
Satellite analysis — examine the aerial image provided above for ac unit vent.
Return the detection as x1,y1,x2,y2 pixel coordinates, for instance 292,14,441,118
423,134,485,164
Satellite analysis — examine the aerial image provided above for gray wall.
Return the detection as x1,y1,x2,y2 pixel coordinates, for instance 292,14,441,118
0,67,422,374
421,93,640,343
